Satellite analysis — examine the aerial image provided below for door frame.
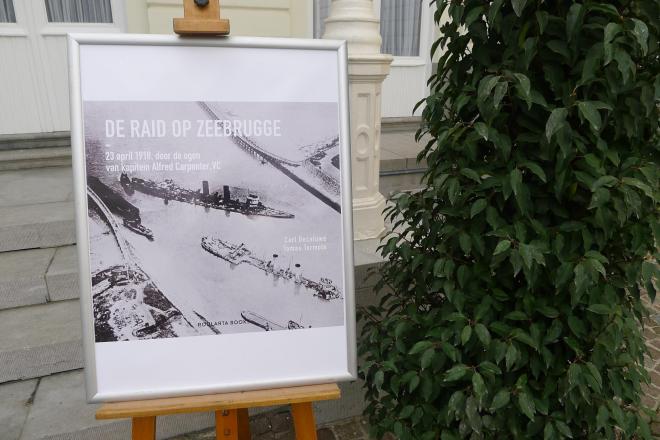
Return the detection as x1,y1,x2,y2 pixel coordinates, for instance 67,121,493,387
0,0,126,134
0,0,26,36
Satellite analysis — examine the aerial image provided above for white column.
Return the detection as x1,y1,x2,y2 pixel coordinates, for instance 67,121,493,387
323,0,392,240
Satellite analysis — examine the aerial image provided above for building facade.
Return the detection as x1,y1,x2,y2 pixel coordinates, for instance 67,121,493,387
0,0,435,135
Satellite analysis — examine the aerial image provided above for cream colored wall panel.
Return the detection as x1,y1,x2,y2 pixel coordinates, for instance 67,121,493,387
41,36,70,132
126,0,149,33
289,0,312,37
224,9,291,37
0,37,45,134
145,0,294,36
381,64,428,118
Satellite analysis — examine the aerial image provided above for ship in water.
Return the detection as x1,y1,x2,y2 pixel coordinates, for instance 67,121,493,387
87,175,154,240
201,236,342,301
240,310,285,331
122,218,153,240
240,310,307,332
120,173,294,219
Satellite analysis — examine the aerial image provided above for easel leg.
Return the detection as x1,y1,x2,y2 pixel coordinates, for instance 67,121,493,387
237,408,251,439
291,402,318,440
132,416,156,440
215,409,239,440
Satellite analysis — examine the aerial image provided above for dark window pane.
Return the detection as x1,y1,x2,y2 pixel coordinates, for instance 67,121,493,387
380,0,423,56
45,0,113,23
0,0,16,23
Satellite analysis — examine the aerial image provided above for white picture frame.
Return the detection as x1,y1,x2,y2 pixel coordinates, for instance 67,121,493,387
68,33,356,403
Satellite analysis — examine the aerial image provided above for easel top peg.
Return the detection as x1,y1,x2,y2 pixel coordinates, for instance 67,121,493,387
173,0,230,36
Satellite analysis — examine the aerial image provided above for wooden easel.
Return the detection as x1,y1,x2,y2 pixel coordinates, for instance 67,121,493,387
96,6,338,440
96,383,341,439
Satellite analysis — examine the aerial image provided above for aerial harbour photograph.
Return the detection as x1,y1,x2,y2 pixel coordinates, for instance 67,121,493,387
83,101,345,343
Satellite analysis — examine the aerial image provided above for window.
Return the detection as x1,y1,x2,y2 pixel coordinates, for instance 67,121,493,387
314,0,423,57
0,0,16,23
45,0,112,24
380,0,423,56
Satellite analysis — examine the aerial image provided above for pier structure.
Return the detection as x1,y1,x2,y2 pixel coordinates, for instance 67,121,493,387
201,236,342,301
86,186,134,267
197,101,342,213
87,185,195,341
123,174,294,219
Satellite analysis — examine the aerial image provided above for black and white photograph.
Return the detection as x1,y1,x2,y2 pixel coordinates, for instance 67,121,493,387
83,100,345,342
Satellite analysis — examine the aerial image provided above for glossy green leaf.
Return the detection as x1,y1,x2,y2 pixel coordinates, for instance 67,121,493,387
445,364,470,382
470,199,487,218
566,3,583,42
631,18,649,55
577,101,602,132
474,323,491,346
518,393,536,420
545,108,568,141
494,240,512,255
490,390,510,411
511,0,527,17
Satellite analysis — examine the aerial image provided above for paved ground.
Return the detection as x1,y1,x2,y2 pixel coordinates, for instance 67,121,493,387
170,413,371,440
642,296,660,434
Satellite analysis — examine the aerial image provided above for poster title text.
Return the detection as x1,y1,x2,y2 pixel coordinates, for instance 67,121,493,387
105,119,282,139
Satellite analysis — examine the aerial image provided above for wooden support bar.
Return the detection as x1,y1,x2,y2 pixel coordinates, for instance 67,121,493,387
174,0,230,35
215,409,239,440
132,416,156,440
237,408,251,439
291,402,318,440
96,383,340,419
97,384,339,440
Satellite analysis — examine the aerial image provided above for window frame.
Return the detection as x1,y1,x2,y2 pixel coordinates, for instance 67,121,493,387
0,0,25,36
39,0,126,36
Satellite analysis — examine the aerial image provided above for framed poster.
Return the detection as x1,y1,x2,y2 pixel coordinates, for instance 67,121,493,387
68,34,355,402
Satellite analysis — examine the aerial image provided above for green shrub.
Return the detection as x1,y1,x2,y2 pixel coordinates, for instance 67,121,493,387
359,1,659,439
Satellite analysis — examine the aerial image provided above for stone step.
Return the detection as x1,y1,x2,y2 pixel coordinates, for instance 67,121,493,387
380,169,426,198
0,245,79,311
45,245,79,302
0,167,73,208
1,369,215,440
0,202,75,252
0,132,71,171
0,132,70,151
0,300,83,383
0,167,75,252
0,147,72,172
0,248,55,310
381,116,422,133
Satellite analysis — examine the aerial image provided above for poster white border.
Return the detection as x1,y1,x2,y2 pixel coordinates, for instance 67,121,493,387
68,34,356,402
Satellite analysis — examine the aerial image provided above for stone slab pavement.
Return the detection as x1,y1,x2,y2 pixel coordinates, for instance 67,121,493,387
170,414,371,440
642,295,660,435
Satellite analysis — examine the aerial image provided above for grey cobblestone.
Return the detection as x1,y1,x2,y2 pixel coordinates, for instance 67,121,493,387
169,414,370,440
642,296,660,435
